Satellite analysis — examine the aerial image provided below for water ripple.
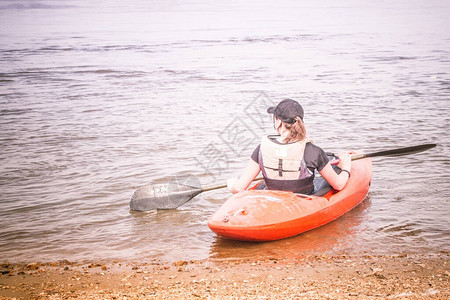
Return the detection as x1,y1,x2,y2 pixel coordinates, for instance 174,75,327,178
0,0,449,264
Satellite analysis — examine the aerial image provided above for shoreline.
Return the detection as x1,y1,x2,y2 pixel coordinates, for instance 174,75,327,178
1,252,448,299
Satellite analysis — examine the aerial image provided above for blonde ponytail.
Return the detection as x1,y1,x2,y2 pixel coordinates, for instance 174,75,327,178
283,117,306,143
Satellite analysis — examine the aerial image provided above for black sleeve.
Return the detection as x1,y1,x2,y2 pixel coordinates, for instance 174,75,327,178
251,144,261,163
304,143,329,171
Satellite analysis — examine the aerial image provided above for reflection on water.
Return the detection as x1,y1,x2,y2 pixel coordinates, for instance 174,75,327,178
209,196,372,261
0,0,449,263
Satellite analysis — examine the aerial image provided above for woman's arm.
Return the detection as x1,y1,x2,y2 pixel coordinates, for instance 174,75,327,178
319,152,352,191
227,159,261,194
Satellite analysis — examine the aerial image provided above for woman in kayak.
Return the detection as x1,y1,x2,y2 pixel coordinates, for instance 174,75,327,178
227,99,352,194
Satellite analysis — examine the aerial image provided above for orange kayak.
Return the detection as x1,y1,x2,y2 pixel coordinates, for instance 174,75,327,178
208,157,372,241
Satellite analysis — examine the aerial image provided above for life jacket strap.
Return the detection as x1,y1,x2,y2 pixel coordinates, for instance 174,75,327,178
264,164,302,173
278,159,283,177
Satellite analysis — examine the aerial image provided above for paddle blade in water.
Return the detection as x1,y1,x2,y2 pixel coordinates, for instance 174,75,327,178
130,184,202,211
130,174,203,211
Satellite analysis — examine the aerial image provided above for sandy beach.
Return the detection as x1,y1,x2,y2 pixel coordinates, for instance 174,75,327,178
1,252,448,299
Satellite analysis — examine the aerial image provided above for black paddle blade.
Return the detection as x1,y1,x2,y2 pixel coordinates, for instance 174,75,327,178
130,184,202,211
366,143,437,158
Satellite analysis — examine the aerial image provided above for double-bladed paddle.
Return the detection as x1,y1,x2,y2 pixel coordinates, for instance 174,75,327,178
130,143,436,211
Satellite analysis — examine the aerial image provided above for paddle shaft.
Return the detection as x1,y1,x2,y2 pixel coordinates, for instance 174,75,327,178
202,176,263,192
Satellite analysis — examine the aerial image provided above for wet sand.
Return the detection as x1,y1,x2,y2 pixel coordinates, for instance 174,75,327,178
1,252,448,299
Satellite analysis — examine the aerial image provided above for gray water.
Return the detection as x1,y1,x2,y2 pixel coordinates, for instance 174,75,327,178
0,0,449,264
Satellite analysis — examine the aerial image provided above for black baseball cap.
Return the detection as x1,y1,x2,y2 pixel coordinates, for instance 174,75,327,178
267,99,304,123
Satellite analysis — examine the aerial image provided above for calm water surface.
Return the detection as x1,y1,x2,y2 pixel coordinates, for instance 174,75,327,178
0,0,449,263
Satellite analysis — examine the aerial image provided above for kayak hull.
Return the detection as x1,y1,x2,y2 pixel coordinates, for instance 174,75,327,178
208,158,372,241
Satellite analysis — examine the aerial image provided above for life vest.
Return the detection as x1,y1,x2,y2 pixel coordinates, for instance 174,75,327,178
258,135,314,194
